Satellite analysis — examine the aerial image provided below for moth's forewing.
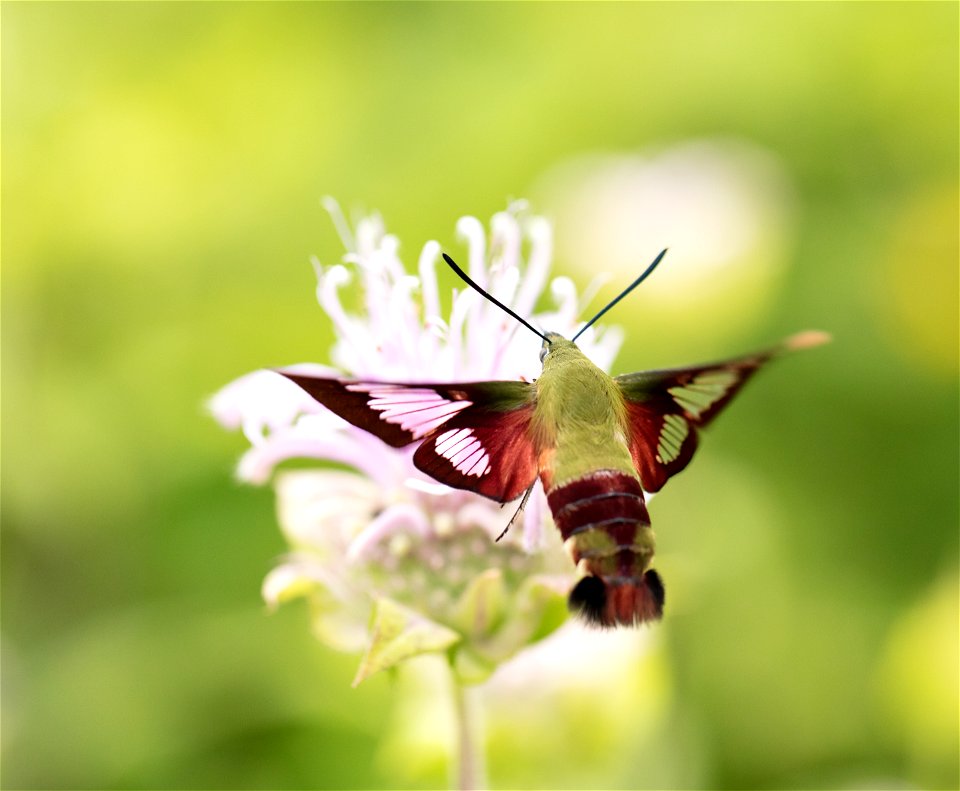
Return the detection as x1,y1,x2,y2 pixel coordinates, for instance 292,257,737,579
279,375,423,447
278,373,540,501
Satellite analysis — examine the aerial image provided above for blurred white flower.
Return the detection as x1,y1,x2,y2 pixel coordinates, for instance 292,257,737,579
210,200,627,684
534,139,796,354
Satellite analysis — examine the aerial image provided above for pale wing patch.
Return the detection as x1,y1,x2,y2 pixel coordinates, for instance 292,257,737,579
346,384,473,440
668,370,739,418
656,414,689,463
434,428,491,478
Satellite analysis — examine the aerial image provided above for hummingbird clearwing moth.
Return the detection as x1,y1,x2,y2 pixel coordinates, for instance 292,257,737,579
280,249,829,627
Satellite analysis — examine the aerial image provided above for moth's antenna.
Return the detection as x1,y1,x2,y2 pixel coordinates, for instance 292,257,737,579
571,248,668,342
441,253,551,344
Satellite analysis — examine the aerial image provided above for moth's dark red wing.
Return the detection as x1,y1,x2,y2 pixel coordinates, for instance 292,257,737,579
621,399,702,493
278,372,540,501
414,404,539,503
616,348,777,492
279,373,534,448
279,374,416,446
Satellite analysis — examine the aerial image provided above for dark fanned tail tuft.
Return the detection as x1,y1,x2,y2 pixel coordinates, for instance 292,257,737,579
568,575,608,625
643,569,665,612
568,571,665,627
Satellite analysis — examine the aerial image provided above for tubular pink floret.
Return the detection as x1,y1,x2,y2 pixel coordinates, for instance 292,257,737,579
456,215,487,290
346,503,432,562
417,240,442,323
514,216,552,319
490,211,522,277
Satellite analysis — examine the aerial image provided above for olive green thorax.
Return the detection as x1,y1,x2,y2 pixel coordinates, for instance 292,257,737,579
532,332,636,487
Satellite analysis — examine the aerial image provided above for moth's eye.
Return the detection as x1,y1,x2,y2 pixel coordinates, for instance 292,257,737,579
539,345,549,363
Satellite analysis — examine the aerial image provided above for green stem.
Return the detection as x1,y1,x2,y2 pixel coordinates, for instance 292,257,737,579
451,676,487,791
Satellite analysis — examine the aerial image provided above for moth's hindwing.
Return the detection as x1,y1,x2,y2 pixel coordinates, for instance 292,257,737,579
413,400,539,502
615,348,779,492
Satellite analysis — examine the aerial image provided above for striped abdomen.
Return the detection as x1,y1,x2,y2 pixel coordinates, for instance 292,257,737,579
545,469,665,626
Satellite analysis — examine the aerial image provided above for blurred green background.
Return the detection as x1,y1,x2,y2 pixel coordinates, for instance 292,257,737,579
2,3,957,789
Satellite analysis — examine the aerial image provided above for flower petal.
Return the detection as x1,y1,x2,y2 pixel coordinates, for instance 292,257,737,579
209,367,335,445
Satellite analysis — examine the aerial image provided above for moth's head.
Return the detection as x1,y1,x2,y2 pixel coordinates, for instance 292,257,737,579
539,332,575,363
441,249,668,363
440,250,667,373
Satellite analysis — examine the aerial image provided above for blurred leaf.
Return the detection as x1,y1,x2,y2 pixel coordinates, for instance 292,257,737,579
451,568,507,639
352,598,461,687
